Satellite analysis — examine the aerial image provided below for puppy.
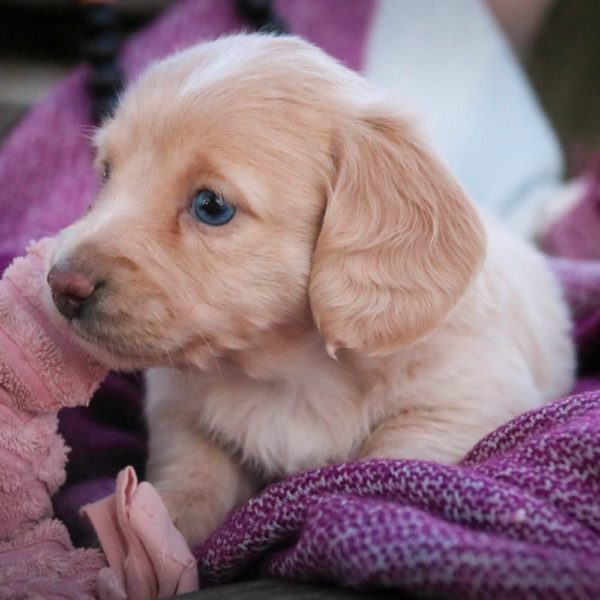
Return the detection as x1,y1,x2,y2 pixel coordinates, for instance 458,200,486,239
46,34,575,546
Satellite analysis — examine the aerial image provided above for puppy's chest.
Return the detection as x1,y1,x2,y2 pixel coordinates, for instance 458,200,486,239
195,371,370,478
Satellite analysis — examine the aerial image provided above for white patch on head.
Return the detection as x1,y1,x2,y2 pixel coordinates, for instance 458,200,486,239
177,39,258,99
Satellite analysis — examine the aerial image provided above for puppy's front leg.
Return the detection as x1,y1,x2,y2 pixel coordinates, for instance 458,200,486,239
359,406,510,465
146,413,256,548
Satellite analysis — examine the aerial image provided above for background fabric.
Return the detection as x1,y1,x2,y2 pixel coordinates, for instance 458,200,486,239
364,0,564,237
0,0,563,267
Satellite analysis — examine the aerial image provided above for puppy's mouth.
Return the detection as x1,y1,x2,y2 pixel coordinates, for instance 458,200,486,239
46,247,192,367
71,310,177,368
46,262,213,370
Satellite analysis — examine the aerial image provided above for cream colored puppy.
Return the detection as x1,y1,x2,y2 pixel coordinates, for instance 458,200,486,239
46,34,575,546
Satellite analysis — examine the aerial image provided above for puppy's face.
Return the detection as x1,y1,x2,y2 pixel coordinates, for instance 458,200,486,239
49,35,485,370
50,37,335,368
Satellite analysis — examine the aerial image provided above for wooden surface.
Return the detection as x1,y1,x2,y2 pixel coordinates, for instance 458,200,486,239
175,579,404,600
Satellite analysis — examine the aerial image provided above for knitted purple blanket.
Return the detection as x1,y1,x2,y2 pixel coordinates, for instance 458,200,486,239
1,1,599,598
194,386,600,598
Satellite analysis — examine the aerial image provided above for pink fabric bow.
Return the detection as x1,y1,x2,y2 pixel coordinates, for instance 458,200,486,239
82,467,199,600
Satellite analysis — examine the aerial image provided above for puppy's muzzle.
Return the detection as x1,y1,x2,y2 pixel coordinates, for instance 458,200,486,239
47,262,102,320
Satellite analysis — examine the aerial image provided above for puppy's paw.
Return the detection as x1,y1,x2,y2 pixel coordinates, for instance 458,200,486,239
157,487,218,548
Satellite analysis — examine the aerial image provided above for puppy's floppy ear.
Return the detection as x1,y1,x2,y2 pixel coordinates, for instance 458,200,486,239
309,103,486,355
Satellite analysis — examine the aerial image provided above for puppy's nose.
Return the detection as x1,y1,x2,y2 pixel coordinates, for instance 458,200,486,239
47,263,99,320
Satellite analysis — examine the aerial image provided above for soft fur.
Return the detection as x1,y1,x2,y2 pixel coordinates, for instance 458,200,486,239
47,34,575,546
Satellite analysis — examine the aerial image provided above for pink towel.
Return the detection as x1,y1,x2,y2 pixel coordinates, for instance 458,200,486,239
0,238,107,598
0,239,198,599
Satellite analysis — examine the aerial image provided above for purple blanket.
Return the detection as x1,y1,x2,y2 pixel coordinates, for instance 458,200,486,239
1,1,599,598
194,392,600,597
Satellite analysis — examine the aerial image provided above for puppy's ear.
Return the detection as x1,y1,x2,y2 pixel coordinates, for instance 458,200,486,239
309,103,486,355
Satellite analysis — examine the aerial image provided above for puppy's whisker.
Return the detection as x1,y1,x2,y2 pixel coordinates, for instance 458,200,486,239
79,126,100,141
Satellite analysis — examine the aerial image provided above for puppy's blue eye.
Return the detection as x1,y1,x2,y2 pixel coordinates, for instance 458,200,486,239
192,189,235,226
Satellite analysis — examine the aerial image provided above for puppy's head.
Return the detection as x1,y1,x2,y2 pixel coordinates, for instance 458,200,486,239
48,34,485,370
